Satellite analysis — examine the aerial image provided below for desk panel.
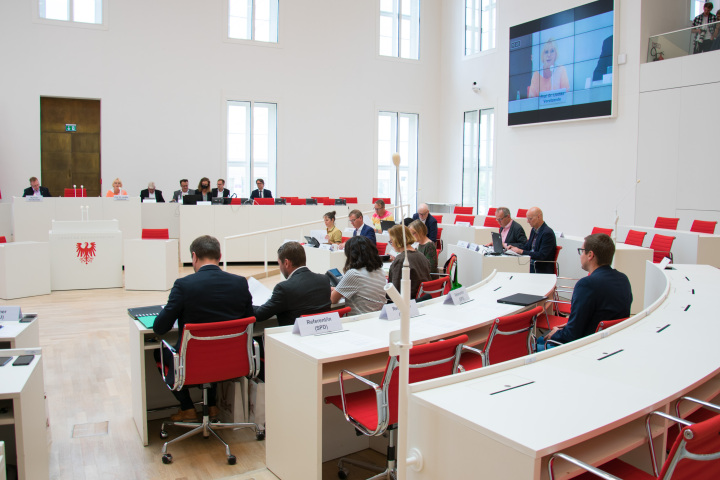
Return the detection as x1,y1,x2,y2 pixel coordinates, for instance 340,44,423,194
447,244,530,286
616,224,720,268
0,242,51,300
0,204,12,241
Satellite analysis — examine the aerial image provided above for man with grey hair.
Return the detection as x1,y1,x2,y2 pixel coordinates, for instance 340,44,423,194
493,207,527,248
411,203,439,242
140,181,165,202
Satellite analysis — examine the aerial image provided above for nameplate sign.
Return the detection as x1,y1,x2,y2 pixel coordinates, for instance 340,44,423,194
197,201,211,206
457,240,469,248
468,243,480,251
659,257,671,270
113,195,129,201
142,199,156,203
24,196,44,202
293,312,343,336
319,244,334,251
456,222,471,227
0,306,22,321
443,287,473,306
379,300,420,321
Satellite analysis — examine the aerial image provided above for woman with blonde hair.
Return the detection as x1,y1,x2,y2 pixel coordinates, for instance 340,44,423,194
410,219,438,272
387,224,431,299
528,38,569,97
105,178,127,197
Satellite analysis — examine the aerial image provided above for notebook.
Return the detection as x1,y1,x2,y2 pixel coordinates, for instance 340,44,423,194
496,293,546,306
128,305,164,329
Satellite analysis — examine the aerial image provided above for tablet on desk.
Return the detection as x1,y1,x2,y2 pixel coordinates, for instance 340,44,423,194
497,293,546,306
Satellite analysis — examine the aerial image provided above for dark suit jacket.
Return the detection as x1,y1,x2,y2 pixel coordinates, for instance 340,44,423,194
153,264,254,349
140,189,165,202
519,222,557,274
253,267,331,326
411,213,439,242
212,188,230,198
353,224,377,245
23,186,51,197
195,189,212,201
172,189,191,202
550,265,632,344
250,189,272,199
502,220,527,248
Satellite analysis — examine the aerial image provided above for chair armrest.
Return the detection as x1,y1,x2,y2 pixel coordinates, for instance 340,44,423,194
337,369,385,436
251,339,261,379
644,410,693,475
460,345,486,369
548,453,621,480
675,396,720,418
159,340,180,389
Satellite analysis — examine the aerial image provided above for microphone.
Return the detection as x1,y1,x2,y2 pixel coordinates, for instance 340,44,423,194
613,180,640,243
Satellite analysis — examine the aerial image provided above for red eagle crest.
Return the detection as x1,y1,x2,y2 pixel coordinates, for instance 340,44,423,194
76,242,97,264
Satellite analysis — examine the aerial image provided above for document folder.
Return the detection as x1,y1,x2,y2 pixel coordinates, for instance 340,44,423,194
128,305,164,329
496,293,546,306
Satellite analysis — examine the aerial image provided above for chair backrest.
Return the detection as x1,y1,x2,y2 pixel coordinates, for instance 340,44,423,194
340,197,358,204
230,198,243,205
481,306,542,367
254,198,275,205
483,216,499,227
320,198,336,206
64,188,87,197
416,276,451,299
516,208,528,218
312,196,330,202
0,236,6,243
650,234,675,263
436,227,443,240
624,229,647,247
141,228,169,240
444,253,457,277
591,227,613,236
595,317,628,332
372,197,391,205
487,207,496,216
435,215,443,224
453,206,473,215
690,220,717,234
658,413,720,479
455,215,475,226
280,196,297,202
289,198,306,205
376,242,388,255
301,306,352,318
655,216,679,230
341,236,350,243
179,317,256,388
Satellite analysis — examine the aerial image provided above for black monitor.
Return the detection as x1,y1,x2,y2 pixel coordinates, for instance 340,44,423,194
305,198,318,205
211,197,230,205
182,194,202,205
334,199,347,206
274,198,287,205
380,220,396,232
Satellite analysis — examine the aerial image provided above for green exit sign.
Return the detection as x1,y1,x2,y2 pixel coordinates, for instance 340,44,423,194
65,124,77,132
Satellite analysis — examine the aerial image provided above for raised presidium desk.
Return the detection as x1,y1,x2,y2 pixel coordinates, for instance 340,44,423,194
0,242,51,300
616,224,720,268
446,243,530,286
406,263,720,480
556,234,653,314
0,348,48,480
264,272,558,480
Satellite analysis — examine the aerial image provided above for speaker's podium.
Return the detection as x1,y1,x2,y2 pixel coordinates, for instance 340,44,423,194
49,220,123,290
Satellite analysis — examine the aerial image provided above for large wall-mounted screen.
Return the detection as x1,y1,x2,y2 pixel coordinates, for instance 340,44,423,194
508,0,614,126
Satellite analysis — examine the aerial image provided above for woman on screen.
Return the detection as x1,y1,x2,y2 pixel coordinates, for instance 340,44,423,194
528,38,569,97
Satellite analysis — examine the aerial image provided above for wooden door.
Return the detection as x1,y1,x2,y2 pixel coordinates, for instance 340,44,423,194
40,97,101,197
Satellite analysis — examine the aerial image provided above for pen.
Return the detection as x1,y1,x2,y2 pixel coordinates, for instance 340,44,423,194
657,324,670,333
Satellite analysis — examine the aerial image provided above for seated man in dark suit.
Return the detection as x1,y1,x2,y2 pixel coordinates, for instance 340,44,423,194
508,207,557,274
342,209,376,247
171,178,191,203
140,181,165,202
153,235,254,421
540,233,632,347
249,178,272,199
494,207,527,248
22,176,51,197
411,203,438,242
212,178,230,198
253,241,331,326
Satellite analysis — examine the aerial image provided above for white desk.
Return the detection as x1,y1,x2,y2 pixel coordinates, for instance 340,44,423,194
616,224,720,268
446,244,530,286
264,272,557,480
0,204,11,241
0,242,51,300
556,235,653,314
140,202,180,238
406,264,720,480
0,348,48,480
437,214,531,238
437,224,495,265
124,239,179,291
0,318,39,350
303,246,345,275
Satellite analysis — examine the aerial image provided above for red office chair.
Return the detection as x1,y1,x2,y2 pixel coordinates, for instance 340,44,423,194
63,188,87,197
595,318,628,332
324,334,467,479
289,198,306,205
591,227,613,236
668,396,720,464
141,228,169,240
253,198,274,205
372,197,391,205
454,214,475,226
624,229,647,247
320,199,336,206
649,234,676,263
416,276,451,299
691,220,717,234
341,236,350,243
376,242,388,255
453,206,473,215
549,407,720,480
533,246,562,276
655,216,680,230
158,317,264,465
459,306,543,370
0,236,6,243
435,215,444,224
301,307,352,318
436,227,443,241
487,207,496,216
516,208,528,218
340,197,358,204
280,196,297,203
230,198,243,205
483,216,499,227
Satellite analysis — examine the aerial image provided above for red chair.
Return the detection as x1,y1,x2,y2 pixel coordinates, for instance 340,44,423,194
591,227,613,236
141,229,169,240
453,206,473,215
436,227,443,240
320,199,336,206
289,198,306,205
624,229,647,246
416,276,451,299
691,220,717,234
533,246,562,276
435,227,444,255
487,207,496,216
454,215,475,226
158,317,264,465
516,208,528,218
459,306,543,370
301,307,352,318
649,234,676,263
376,242,388,255
0,236,6,243
63,188,87,197
341,236,350,243
483,216,499,227
655,216,679,230
312,196,330,202
230,198,243,205
595,318,628,332
280,196,297,203
324,334,467,479
254,198,275,205
372,197,391,205
340,197,358,204
435,215,444,224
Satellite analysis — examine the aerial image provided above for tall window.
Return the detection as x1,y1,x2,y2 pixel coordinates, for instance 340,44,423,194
465,0,496,55
462,109,494,212
379,0,420,59
227,101,277,197
692,0,709,18
38,0,103,24
378,111,418,212
227,0,279,43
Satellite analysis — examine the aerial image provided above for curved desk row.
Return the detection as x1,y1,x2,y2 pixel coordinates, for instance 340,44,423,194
406,263,719,479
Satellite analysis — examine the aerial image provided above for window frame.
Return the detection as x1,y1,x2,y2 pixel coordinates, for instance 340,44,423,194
464,0,496,57
376,109,419,214
223,0,281,47
461,108,495,213
377,0,421,61
34,0,108,29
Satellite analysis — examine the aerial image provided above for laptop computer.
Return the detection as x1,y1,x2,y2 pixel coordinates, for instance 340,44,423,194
487,232,504,255
304,236,320,248
380,220,396,232
211,197,231,205
182,194,201,205
496,293,546,306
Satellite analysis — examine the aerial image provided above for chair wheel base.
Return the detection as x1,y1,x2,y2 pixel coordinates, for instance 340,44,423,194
160,430,169,439
256,430,265,441
338,468,349,479
162,453,173,464
228,454,236,465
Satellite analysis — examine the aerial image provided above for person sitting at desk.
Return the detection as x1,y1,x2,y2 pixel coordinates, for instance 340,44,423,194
410,219,438,273
508,207,557,274
172,179,191,202
342,209,376,247
371,199,394,233
140,182,165,202
212,178,230,198
387,225,431,300
485,207,527,249
195,177,212,201
152,235,254,422
411,203,438,242
22,176,52,197
250,178,272,200
330,236,387,315
105,178,128,197
323,210,342,245
539,233,632,348
253,241,331,326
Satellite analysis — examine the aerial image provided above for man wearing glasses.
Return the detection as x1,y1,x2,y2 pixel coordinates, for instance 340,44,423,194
343,209,376,247
540,233,632,347
250,178,272,200
491,207,527,248
508,207,557,273
411,203,439,242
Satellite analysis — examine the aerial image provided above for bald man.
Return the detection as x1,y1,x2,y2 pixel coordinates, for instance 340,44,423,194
411,203,439,242
508,207,557,274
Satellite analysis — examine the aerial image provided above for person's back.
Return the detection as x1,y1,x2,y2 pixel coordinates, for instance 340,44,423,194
335,267,387,315
389,250,431,299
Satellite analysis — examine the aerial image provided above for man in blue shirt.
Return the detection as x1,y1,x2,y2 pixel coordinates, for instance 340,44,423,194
345,209,376,246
